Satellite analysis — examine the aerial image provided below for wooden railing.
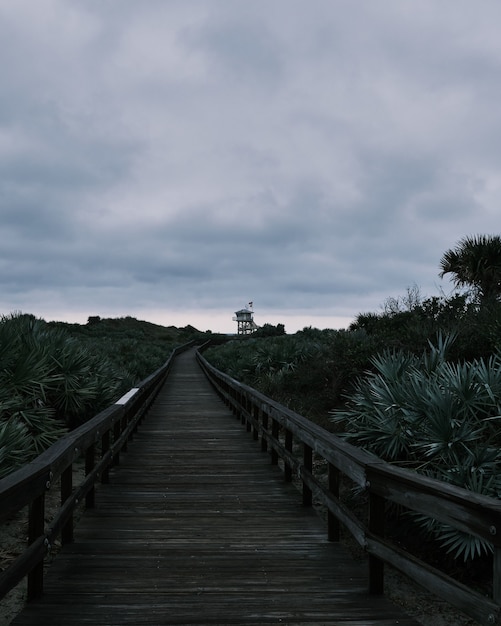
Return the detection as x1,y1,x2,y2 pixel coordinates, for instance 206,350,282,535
0,342,194,604
196,349,501,626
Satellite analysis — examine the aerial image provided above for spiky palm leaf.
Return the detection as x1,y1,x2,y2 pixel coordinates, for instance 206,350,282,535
0,418,35,478
439,234,501,304
331,332,501,561
414,462,500,561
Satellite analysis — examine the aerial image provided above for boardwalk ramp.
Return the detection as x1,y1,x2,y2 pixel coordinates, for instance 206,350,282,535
11,348,418,625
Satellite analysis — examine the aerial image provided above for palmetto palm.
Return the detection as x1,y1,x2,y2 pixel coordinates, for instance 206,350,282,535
0,419,35,479
331,333,501,561
0,313,125,477
439,234,501,304
0,314,67,475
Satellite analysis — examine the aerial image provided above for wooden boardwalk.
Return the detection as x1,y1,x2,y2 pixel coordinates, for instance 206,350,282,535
12,349,419,625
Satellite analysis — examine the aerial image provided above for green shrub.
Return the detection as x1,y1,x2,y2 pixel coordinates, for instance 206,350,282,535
330,333,501,561
204,328,379,420
0,419,35,479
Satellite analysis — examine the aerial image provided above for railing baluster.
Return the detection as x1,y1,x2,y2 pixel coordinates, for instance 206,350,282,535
61,465,73,544
232,387,238,415
113,419,121,466
271,419,279,465
494,546,501,605
285,429,293,482
328,462,340,541
241,392,246,426
27,493,45,601
303,444,312,506
252,405,259,440
261,410,269,452
85,444,96,509
101,430,111,484
368,491,385,594
121,414,128,452
245,395,251,431
233,389,239,417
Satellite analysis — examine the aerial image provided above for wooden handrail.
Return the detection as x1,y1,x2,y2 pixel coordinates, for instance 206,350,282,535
0,341,194,603
196,349,501,626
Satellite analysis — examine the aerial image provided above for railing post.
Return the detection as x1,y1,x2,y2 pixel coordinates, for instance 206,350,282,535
121,414,128,452
101,431,110,484
238,391,245,430
368,491,385,594
261,411,269,452
494,546,501,605
27,493,45,601
252,405,259,441
245,396,251,432
303,444,312,506
86,444,96,509
61,465,73,545
328,463,340,541
113,419,121,466
231,387,238,415
233,389,238,417
271,419,279,465
228,387,234,413
284,429,293,482
128,399,139,440
224,381,231,408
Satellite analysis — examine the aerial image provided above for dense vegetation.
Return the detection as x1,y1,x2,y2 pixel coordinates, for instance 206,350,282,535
0,313,208,478
204,235,501,565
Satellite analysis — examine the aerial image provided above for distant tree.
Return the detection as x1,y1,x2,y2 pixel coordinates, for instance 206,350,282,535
253,323,286,338
383,284,422,315
439,234,501,305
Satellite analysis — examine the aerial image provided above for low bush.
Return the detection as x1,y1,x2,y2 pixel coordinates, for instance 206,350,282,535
330,332,501,561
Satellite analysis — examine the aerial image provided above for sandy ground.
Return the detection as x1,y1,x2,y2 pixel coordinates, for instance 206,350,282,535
384,568,479,626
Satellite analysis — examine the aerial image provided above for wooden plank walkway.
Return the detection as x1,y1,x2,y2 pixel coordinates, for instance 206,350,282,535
11,348,419,625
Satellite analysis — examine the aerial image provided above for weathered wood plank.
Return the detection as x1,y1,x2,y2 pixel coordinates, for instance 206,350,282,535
11,349,419,625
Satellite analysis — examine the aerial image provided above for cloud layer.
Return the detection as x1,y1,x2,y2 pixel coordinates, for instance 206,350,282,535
1,1,500,332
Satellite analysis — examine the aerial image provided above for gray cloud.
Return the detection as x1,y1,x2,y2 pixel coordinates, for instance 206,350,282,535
1,1,500,332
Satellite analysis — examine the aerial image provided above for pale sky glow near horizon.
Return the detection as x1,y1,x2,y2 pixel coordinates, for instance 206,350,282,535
1,1,501,335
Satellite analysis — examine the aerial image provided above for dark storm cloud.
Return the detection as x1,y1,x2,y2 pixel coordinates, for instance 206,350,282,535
1,0,501,331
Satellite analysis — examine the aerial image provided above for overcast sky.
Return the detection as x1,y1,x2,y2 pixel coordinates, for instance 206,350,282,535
1,1,500,333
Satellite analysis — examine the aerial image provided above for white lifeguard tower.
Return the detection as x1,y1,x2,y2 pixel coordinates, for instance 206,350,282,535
232,302,258,335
